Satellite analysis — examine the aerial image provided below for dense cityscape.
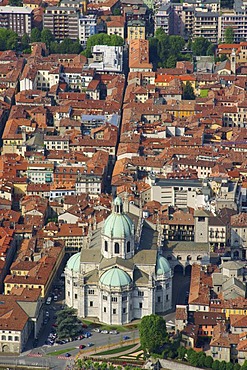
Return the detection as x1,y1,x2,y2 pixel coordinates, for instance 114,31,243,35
0,0,247,368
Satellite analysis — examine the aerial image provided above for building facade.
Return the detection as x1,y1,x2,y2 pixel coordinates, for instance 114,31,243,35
43,7,79,40
0,6,32,36
64,197,173,325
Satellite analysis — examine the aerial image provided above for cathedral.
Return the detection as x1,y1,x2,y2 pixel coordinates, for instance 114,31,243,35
64,197,173,325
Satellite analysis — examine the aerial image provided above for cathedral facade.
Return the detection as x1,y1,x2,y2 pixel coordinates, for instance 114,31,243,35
64,197,172,325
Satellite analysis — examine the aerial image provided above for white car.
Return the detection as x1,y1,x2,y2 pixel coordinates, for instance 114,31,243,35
46,297,52,305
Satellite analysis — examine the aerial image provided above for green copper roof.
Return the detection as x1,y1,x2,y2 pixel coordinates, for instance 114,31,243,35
103,197,134,239
100,267,131,287
156,254,171,275
66,252,80,272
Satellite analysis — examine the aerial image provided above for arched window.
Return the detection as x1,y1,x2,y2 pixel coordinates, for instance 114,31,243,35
105,241,108,252
127,241,131,253
114,242,119,254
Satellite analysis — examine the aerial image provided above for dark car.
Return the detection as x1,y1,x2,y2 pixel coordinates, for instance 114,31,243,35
65,353,71,357
79,344,86,349
123,336,130,340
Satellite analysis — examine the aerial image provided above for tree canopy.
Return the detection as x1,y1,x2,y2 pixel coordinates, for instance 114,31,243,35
41,28,55,48
50,38,82,54
191,37,213,56
30,27,41,43
149,28,187,69
82,33,124,58
0,29,18,51
56,307,82,339
224,27,234,44
183,81,195,100
139,314,168,353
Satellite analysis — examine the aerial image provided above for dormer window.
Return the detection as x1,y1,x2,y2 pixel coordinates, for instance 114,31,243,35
114,243,119,254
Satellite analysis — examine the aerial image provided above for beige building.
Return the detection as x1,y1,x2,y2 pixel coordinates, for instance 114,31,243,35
127,20,146,42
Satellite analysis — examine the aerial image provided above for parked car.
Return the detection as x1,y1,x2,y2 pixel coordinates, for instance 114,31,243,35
123,336,130,340
46,297,52,305
44,318,49,324
87,342,94,347
109,330,118,334
54,295,58,301
93,328,101,333
65,353,71,357
84,332,91,338
79,344,86,349
101,330,108,334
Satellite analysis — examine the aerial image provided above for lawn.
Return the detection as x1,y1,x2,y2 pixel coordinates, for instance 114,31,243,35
47,347,76,356
200,89,209,98
94,344,136,356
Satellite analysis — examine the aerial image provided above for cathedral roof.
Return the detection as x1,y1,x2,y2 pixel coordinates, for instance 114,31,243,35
100,267,131,287
156,254,171,275
102,196,134,239
66,252,80,272
100,256,134,270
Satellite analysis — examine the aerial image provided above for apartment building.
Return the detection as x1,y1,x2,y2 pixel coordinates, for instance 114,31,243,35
0,6,32,36
155,3,174,34
127,19,146,42
194,11,219,43
78,15,97,46
43,7,79,40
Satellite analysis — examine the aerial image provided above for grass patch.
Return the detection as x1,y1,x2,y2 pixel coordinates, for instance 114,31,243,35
95,344,136,356
100,324,127,332
127,346,142,355
200,89,209,98
47,347,76,356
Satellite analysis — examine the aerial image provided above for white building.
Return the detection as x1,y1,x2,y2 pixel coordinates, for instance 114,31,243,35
65,197,173,325
79,15,97,46
88,45,123,73
0,6,32,36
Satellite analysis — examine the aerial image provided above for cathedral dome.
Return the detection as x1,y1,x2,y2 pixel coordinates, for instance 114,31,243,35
103,197,134,239
66,252,81,272
100,267,131,287
156,254,171,275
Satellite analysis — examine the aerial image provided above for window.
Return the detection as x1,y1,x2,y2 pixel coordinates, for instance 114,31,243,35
122,296,127,301
75,294,77,299
157,296,161,303
166,283,169,289
103,295,107,301
127,241,131,253
113,309,116,314
112,297,118,302
88,289,94,294
139,302,143,309
114,242,119,253
156,285,162,290
8,336,12,341
2,335,6,340
198,217,205,222
138,291,144,297
166,294,169,301
105,241,108,252
14,336,19,341
90,301,93,307
123,308,126,314
68,291,70,297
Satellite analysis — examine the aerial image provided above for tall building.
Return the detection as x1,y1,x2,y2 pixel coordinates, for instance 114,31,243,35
43,7,79,41
64,197,173,325
78,15,97,46
0,6,32,36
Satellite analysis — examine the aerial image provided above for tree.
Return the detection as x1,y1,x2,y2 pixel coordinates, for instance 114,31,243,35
177,346,186,360
41,28,54,48
183,81,195,100
21,34,30,52
241,361,247,370
212,360,220,370
166,55,177,68
8,0,22,5
192,37,211,56
224,27,234,44
233,364,241,370
56,307,82,339
0,29,18,51
30,27,41,43
226,363,234,370
219,361,227,370
204,356,214,368
113,8,121,15
139,314,168,353
207,43,216,56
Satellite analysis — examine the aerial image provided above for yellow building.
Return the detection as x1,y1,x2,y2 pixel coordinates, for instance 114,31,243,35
127,20,145,42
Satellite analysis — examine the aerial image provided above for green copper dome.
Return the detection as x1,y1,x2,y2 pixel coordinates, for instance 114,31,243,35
156,254,171,275
66,252,80,272
100,267,131,287
103,197,134,239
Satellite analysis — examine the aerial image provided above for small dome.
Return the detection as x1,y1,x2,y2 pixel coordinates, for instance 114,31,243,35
156,254,171,275
100,267,131,287
114,196,123,206
66,252,80,272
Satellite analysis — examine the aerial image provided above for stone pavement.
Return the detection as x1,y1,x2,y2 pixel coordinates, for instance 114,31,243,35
159,359,201,370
